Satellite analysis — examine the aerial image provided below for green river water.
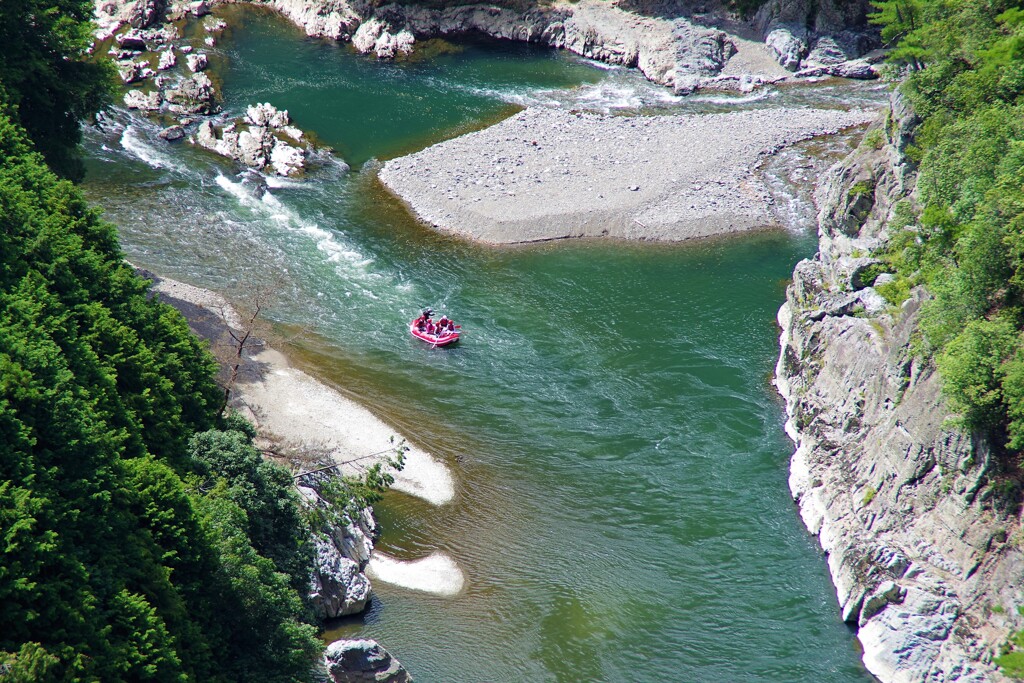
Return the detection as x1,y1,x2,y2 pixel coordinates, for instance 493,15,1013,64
83,9,888,681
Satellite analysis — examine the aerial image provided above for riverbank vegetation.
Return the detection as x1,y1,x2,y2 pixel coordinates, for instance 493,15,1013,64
0,2,326,680
0,99,326,681
870,1,1024,454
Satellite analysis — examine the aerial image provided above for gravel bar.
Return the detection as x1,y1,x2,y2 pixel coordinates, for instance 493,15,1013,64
379,106,879,244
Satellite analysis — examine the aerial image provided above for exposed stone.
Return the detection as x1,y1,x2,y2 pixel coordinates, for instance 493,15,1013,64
188,0,210,17
193,102,309,175
270,140,305,176
765,26,807,70
309,538,371,618
324,639,412,683
755,0,878,72
158,124,185,141
157,48,176,70
775,88,1020,682
245,102,290,128
296,483,377,619
268,0,844,92
186,51,208,72
123,88,162,110
116,30,148,51
118,59,155,84
164,72,218,115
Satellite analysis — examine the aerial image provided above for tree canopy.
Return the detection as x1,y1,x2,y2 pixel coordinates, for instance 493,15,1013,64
0,0,113,179
870,1,1024,451
0,99,320,682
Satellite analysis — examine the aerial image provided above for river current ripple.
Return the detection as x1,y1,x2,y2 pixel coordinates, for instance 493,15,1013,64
82,12,887,682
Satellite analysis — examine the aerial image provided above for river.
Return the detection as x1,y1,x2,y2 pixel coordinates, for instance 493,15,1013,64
82,8,888,681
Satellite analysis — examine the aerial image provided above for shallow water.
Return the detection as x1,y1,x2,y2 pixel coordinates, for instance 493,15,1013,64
82,9,885,682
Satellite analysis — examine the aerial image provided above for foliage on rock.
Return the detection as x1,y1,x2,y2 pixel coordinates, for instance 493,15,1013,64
873,1,1024,453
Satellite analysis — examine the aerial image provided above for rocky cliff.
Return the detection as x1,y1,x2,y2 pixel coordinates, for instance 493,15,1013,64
775,90,1024,681
96,0,881,94
243,0,880,91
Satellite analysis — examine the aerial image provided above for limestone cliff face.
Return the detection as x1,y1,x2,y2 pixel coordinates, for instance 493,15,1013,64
775,90,1024,682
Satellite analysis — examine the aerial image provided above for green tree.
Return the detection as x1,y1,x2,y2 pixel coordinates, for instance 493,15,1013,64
0,0,113,179
0,106,321,680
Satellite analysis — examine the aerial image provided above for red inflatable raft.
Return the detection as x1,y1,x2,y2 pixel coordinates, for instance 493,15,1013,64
409,319,460,347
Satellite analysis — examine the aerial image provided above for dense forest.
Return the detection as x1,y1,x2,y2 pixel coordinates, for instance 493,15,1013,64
0,1,324,680
868,1,1024,454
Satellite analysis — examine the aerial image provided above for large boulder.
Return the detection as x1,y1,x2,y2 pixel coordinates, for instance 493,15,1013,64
94,0,166,33
157,48,176,70
300,483,376,618
123,89,162,111
118,59,155,84
185,51,208,72
164,72,218,115
309,538,371,618
755,0,878,72
324,640,412,683
158,124,185,141
192,103,309,176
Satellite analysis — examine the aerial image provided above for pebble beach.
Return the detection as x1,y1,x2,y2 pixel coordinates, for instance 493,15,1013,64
379,106,878,244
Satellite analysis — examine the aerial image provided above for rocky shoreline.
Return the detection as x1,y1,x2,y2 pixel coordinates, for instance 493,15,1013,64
93,0,884,181
774,90,1024,681
252,0,883,93
379,105,877,244
146,272,452,678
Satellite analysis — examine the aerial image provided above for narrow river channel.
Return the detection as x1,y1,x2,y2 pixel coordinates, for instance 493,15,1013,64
82,9,887,681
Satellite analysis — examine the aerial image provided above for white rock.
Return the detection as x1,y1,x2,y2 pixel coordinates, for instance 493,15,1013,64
352,18,385,54
270,140,305,176
123,89,162,110
157,49,176,70
186,52,208,72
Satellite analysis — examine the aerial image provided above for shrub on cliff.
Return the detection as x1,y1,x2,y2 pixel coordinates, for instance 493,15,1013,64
875,1,1024,453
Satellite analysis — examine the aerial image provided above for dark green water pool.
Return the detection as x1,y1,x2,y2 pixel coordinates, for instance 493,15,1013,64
83,9,881,681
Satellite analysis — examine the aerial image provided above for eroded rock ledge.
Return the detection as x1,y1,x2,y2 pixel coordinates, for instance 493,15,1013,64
775,89,1024,681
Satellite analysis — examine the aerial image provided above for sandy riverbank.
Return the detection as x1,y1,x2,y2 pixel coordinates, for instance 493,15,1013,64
147,273,456,506
379,106,879,244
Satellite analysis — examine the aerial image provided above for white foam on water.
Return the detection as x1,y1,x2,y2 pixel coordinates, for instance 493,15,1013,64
577,57,623,71
120,125,184,172
366,551,465,596
214,174,410,305
690,88,777,106
264,175,304,189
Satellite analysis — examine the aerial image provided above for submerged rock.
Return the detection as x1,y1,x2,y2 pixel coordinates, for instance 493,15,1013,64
324,639,412,683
